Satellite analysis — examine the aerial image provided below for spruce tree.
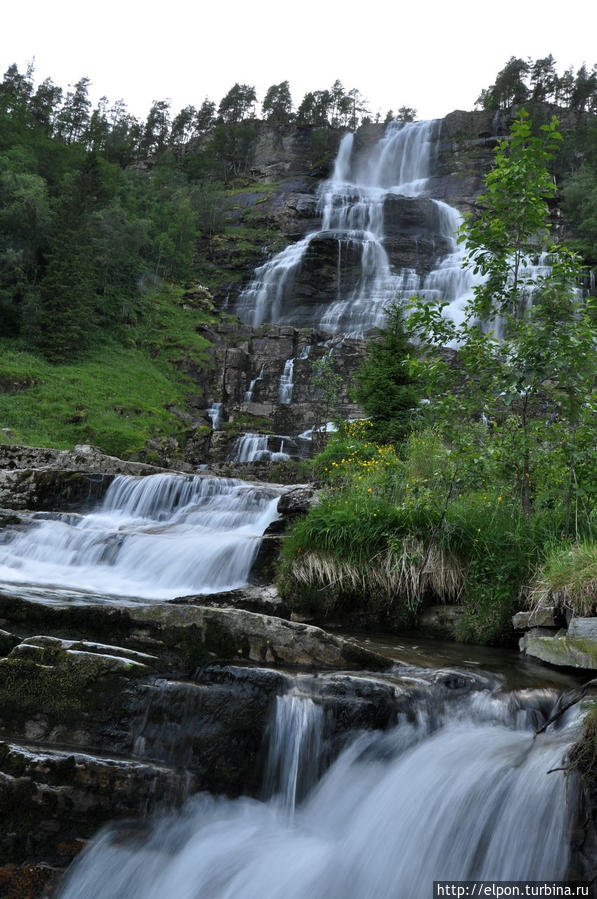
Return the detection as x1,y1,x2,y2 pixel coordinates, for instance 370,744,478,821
354,304,418,444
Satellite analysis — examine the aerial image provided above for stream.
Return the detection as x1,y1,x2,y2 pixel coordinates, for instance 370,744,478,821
59,662,584,898
0,476,591,895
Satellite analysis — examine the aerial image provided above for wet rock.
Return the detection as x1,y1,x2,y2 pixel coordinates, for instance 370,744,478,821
0,444,166,476
7,635,157,675
0,592,393,673
0,469,115,512
568,618,597,640
431,668,495,693
512,606,560,629
277,485,318,516
0,861,61,898
301,673,406,733
0,629,19,657
521,632,597,670
0,741,195,866
248,531,284,587
175,585,290,618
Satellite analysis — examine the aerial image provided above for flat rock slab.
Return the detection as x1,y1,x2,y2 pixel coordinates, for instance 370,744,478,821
512,606,560,629
0,590,394,673
568,618,597,639
521,632,597,670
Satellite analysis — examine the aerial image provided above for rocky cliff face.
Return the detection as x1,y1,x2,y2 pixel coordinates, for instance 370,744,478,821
181,321,366,464
176,112,510,469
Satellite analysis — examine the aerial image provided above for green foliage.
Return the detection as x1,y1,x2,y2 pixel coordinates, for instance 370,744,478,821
0,285,214,457
262,81,293,128
408,112,597,522
529,541,597,616
353,304,419,443
462,111,561,320
476,54,597,112
310,354,343,450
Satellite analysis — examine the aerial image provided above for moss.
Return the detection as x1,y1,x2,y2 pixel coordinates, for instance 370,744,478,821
571,702,597,787
204,616,249,661
0,658,95,722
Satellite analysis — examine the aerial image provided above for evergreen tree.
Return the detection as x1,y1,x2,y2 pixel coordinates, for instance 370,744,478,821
217,84,256,124
262,81,293,127
354,304,418,443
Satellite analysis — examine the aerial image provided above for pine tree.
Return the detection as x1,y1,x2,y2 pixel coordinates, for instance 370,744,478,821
354,304,418,443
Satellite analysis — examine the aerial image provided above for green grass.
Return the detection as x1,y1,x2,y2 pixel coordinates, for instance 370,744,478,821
0,285,217,458
280,426,570,643
529,541,597,617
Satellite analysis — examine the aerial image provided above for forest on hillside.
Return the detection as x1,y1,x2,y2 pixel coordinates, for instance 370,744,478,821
1,55,597,364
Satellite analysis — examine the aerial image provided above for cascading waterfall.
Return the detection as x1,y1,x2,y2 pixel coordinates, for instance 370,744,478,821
234,122,563,338
231,433,291,463
234,121,482,335
58,683,581,898
245,363,265,403
0,473,280,599
278,358,295,404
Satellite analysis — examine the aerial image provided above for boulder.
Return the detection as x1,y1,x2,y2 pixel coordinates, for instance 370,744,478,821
521,632,597,670
512,606,560,629
277,485,318,516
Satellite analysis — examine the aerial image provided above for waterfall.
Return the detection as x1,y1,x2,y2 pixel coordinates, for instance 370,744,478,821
244,363,265,403
231,433,291,463
278,358,295,404
263,693,325,814
0,473,280,599
58,687,580,898
234,121,482,336
206,401,224,429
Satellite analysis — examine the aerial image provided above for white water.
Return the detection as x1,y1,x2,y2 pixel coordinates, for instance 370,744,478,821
235,121,483,335
59,687,579,898
206,402,224,429
231,433,291,463
235,122,563,338
278,358,295,404
244,363,265,403
0,473,280,599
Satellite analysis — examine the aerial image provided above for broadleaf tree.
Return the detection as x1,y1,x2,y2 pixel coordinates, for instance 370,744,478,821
406,111,597,524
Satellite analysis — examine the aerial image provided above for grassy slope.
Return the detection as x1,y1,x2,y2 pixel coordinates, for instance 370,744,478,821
0,286,217,459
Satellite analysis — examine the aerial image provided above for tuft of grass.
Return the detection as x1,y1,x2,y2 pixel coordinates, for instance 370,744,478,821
571,702,597,787
529,541,597,617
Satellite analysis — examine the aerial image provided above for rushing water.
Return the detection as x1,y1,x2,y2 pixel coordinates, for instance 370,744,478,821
59,679,581,898
235,121,562,339
0,473,280,599
234,121,481,335
230,433,291,463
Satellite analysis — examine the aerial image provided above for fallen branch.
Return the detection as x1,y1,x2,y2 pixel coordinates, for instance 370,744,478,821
534,678,597,737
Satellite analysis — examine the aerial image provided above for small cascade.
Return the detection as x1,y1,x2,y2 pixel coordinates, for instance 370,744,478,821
263,693,325,814
278,344,312,406
244,363,265,403
231,433,291,463
206,402,224,429
278,358,295,404
0,473,280,599
59,684,581,898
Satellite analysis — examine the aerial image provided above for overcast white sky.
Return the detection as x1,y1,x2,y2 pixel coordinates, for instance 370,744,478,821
2,0,595,122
